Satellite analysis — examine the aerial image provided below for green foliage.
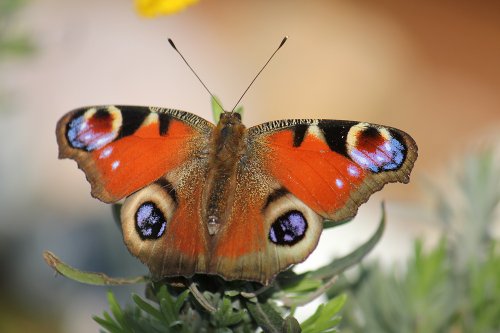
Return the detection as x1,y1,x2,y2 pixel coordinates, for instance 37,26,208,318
336,241,456,333
335,150,500,333
95,286,348,333
0,0,36,59
300,295,346,333
94,287,195,333
465,244,500,332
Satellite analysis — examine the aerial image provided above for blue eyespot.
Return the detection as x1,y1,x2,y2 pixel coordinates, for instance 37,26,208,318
66,109,117,151
269,210,307,246
381,138,404,171
135,202,167,240
349,136,406,173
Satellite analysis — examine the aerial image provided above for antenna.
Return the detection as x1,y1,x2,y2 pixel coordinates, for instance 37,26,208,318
168,38,224,111
169,36,288,114
230,36,288,113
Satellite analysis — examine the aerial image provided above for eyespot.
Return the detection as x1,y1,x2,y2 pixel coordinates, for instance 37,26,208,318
66,106,122,151
135,201,167,240
269,210,307,246
346,123,406,173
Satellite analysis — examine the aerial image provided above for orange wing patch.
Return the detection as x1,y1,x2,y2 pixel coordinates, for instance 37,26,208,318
214,204,265,258
265,129,365,217
91,119,196,201
167,188,207,256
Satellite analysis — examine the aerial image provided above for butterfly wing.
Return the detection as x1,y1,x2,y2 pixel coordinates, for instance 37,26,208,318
57,105,214,278
210,119,417,284
56,105,214,203
120,166,211,280
251,119,418,221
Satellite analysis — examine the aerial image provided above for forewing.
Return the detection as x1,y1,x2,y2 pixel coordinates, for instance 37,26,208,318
249,119,418,222
56,105,214,203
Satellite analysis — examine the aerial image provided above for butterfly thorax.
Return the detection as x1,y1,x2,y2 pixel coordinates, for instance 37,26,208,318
202,112,247,236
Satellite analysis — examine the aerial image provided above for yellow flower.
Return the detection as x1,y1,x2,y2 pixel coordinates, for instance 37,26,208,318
135,0,199,17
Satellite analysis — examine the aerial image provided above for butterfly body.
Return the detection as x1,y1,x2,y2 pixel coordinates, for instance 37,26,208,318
57,105,417,284
203,112,247,236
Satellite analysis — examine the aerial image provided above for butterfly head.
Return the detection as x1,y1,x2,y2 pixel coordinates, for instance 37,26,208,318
219,111,242,125
214,111,246,151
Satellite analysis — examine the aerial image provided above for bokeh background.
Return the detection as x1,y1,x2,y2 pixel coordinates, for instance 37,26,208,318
1,0,499,332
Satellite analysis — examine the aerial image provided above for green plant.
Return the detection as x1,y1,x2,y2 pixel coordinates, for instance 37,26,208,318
92,281,348,333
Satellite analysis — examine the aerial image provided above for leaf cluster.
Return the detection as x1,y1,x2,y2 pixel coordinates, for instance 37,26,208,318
93,272,350,333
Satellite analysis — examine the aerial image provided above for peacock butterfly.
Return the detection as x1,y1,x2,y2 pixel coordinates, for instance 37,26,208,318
56,39,418,285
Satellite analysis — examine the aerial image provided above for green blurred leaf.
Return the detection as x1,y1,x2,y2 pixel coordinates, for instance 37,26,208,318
283,315,302,333
111,203,123,230
340,241,456,333
211,96,244,122
0,35,36,58
323,217,353,229
0,0,36,60
245,299,284,333
212,297,245,328
466,244,500,332
94,291,137,333
160,292,177,324
301,295,345,333
224,290,240,297
132,294,163,322
93,315,121,333
0,0,28,16
43,251,148,285
281,274,323,294
312,203,386,280
108,291,126,328
212,96,225,122
174,289,190,314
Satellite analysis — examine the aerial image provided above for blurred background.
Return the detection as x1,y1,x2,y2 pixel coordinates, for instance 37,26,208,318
0,0,499,332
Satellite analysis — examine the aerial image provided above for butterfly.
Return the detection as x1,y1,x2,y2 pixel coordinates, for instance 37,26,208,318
56,103,418,285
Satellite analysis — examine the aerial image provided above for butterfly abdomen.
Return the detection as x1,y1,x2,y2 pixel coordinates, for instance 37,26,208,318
202,112,248,237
